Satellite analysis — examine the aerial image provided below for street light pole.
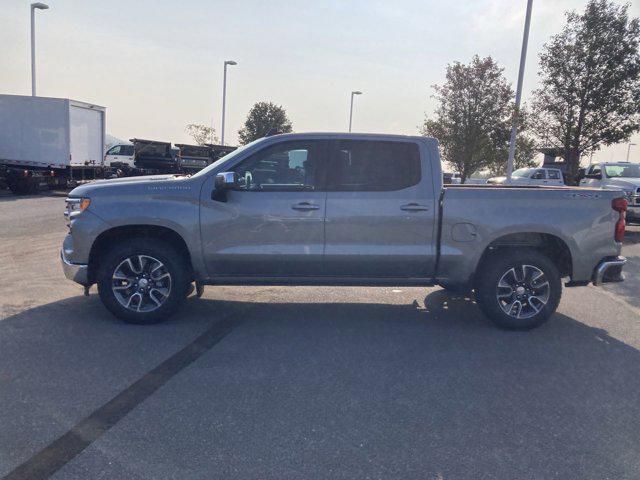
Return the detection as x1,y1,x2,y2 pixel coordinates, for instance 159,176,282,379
506,0,533,182
626,143,637,162
221,60,237,146
30,2,49,97
348,91,362,132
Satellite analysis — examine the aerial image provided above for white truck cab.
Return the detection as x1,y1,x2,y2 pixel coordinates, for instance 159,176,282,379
104,144,135,169
580,162,640,223
487,167,565,186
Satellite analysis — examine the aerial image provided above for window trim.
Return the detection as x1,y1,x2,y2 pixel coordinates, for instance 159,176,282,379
230,139,329,193
325,139,422,192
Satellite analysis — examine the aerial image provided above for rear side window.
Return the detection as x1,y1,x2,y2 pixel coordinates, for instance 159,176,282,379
329,140,421,191
548,170,561,180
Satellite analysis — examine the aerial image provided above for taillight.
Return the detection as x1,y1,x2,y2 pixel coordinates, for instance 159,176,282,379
612,197,627,242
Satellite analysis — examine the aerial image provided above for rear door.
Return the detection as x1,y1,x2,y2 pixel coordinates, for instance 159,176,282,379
69,104,104,166
323,139,436,277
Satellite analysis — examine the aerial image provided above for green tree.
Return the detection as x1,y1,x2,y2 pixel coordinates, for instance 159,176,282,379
421,55,534,182
185,124,218,145
485,107,538,176
238,102,293,145
532,0,640,182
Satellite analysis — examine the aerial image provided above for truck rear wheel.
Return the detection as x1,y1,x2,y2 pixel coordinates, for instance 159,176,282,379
474,248,562,330
97,238,189,324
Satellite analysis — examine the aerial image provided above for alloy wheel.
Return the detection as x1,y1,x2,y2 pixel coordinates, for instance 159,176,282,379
496,264,550,319
111,255,172,313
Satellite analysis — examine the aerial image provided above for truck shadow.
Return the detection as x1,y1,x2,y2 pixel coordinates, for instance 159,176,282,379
1,293,639,478
0,189,69,202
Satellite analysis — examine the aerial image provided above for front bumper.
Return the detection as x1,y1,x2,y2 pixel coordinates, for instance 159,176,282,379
592,256,626,286
61,249,89,286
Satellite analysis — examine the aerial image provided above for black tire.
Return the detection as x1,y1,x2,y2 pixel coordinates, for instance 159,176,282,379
474,248,562,330
97,238,189,324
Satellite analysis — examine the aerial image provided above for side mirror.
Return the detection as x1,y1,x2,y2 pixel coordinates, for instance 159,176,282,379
577,168,586,180
214,171,238,190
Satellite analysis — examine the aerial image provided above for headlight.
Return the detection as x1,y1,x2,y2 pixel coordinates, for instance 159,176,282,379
64,197,91,220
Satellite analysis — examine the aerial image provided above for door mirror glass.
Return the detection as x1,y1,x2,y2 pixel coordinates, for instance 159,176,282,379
215,171,238,190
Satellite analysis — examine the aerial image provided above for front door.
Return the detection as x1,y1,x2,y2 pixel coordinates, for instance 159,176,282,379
200,140,327,277
323,139,436,277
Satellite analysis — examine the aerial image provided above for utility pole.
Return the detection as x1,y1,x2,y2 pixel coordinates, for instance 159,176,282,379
221,60,237,145
348,91,362,132
506,0,533,182
30,3,49,96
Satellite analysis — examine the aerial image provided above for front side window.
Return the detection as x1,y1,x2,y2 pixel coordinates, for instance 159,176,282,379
531,169,546,180
232,141,320,191
589,165,602,176
121,145,134,156
107,145,121,155
328,140,421,191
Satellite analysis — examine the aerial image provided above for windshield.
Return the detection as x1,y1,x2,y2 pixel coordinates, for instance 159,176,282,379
512,168,533,178
192,139,264,178
604,164,640,178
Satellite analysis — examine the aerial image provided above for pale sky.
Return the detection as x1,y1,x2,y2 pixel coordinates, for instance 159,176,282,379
2,0,639,164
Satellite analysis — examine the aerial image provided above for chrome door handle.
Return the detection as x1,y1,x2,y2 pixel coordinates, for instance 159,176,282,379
401,203,429,212
292,202,320,211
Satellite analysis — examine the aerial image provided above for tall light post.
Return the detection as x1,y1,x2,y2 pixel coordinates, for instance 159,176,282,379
220,60,237,146
626,143,637,162
348,91,362,132
30,2,49,97
506,0,533,182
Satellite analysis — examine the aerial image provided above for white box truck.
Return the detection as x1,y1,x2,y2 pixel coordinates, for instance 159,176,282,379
0,95,106,194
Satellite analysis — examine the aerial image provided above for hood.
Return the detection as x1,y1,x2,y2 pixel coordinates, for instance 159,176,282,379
68,174,187,197
486,176,507,184
605,178,640,190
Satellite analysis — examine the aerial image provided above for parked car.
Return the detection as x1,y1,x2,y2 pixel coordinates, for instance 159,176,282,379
580,162,640,224
486,167,565,186
61,133,626,330
443,172,462,184
0,95,105,194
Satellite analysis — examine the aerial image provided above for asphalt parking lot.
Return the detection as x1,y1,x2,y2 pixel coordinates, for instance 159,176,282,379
1,191,640,480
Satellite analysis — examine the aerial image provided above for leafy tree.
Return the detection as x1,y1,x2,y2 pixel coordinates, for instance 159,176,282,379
485,107,538,176
421,55,534,182
238,102,293,145
532,0,640,182
185,124,218,146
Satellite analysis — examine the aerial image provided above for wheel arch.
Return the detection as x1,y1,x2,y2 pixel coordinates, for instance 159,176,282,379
87,225,193,284
476,231,573,280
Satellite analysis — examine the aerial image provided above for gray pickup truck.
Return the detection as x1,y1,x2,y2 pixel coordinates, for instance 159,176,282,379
62,133,627,329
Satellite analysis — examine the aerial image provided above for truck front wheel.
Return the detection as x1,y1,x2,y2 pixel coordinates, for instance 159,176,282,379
97,239,189,324
474,249,562,330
